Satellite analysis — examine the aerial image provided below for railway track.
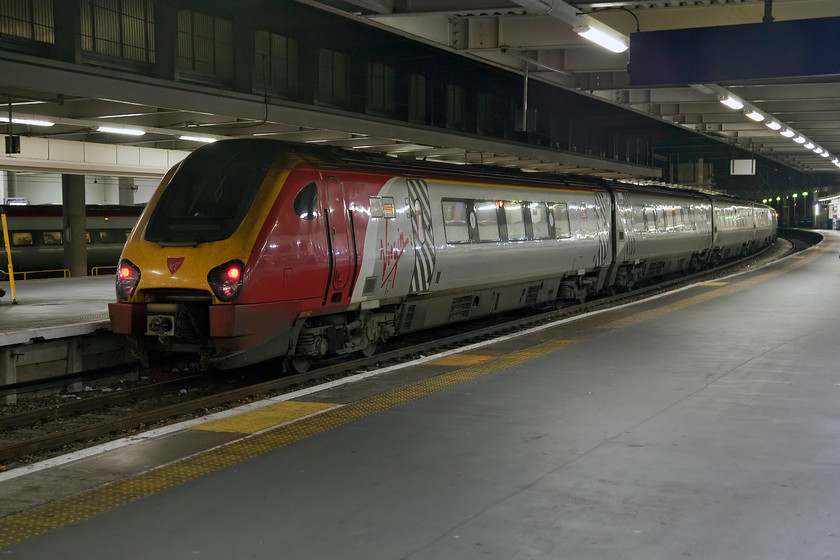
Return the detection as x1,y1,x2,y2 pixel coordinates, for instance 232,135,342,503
0,236,805,465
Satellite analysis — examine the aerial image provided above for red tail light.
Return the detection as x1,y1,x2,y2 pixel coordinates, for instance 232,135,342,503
116,259,140,301
208,260,244,302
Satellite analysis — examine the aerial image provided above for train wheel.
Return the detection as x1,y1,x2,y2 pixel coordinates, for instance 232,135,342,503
360,342,377,358
284,356,311,374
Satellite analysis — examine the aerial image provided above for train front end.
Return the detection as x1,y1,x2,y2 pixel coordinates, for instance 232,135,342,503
108,139,309,369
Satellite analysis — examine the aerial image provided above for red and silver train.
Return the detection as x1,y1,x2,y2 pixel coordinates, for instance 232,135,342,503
108,139,777,370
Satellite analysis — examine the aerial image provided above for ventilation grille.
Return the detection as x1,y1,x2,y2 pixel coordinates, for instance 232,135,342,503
402,304,416,331
362,276,377,296
524,284,540,304
448,295,472,321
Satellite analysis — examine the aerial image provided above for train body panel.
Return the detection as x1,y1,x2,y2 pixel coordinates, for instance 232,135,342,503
0,204,142,274
107,139,778,369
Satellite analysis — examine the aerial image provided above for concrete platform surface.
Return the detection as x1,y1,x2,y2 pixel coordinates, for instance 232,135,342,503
0,276,113,345
0,232,837,559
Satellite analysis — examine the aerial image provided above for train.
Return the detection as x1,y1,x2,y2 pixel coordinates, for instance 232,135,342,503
107,139,777,371
0,204,142,276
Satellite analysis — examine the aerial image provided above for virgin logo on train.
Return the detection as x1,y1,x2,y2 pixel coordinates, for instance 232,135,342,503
167,257,185,275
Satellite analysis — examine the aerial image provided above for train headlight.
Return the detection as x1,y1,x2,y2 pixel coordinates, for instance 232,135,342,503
208,260,244,302
116,259,141,301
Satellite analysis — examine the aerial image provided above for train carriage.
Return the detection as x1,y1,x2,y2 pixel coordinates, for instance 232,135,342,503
107,139,777,370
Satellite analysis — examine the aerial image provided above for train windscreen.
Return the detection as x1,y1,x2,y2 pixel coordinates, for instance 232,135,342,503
145,141,278,244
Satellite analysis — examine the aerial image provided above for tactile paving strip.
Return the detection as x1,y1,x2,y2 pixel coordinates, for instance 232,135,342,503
0,338,579,548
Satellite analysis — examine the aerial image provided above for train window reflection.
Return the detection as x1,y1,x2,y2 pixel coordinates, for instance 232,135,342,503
12,232,33,246
442,200,469,244
549,203,571,238
504,202,527,241
294,182,318,220
474,201,500,242
530,202,550,239
43,231,63,245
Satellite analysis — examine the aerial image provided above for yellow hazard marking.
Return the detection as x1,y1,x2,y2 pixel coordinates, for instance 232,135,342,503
191,401,337,434
0,338,579,548
702,281,729,286
427,353,496,366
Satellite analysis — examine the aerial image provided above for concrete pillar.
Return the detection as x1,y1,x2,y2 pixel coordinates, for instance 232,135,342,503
54,0,82,64
3,171,17,201
118,177,136,205
154,0,179,81
61,174,87,277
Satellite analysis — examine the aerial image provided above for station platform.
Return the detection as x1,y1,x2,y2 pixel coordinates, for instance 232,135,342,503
0,276,113,346
0,232,838,559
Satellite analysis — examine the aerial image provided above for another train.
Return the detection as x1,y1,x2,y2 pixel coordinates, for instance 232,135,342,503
0,204,142,275
107,139,777,370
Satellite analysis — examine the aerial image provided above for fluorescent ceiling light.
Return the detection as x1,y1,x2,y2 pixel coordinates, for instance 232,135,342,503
793,136,806,144
821,151,830,158
719,96,744,110
573,25,628,53
96,126,145,136
814,147,824,154
780,129,795,138
765,121,782,130
179,135,217,143
745,111,764,122
0,116,54,127
805,142,815,149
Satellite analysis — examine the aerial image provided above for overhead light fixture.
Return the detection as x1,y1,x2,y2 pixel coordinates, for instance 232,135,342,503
765,121,782,130
745,110,764,122
719,96,744,110
573,24,628,53
0,116,54,127
793,136,806,144
96,126,145,136
821,151,830,158
814,147,824,154
780,129,795,138
805,142,815,149
179,135,217,143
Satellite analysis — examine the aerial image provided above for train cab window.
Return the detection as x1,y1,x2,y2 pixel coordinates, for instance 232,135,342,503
145,140,276,244
549,203,571,238
474,201,501,242
503,202,527,241
43,231,63,245
11,232,33,246
294,182,318,220
442,200,470,243
529,202,550,239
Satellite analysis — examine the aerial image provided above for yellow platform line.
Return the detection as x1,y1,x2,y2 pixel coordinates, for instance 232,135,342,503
0,338,579,548
192,401,337,434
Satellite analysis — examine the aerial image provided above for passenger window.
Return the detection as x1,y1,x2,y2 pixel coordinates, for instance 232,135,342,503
442,200,470,243
549,203,571,238
504,202,527,241
530,202,550,239
86,232,92,244
11,232,33,246
474,201,500,242
99,230,125,243
293,182,318,220
43,231,63,245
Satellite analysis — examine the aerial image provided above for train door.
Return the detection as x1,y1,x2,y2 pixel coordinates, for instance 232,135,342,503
325,176,356,301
